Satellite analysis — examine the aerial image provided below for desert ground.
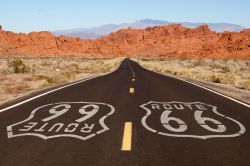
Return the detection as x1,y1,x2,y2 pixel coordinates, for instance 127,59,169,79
0,57,122,105
134,57,250,104
135,58,250,90
0,57,249,105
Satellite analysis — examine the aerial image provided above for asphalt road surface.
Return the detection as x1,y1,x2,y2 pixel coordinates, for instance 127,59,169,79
0,58,250,166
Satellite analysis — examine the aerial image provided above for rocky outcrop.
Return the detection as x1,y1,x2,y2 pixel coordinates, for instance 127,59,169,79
240,29,250,37
0,24,250,58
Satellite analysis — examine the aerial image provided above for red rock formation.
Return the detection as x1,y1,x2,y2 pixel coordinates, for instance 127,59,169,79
240,29,250,37
0,24,249,58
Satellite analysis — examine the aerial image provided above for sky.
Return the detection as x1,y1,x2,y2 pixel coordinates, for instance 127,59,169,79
0,0,249,33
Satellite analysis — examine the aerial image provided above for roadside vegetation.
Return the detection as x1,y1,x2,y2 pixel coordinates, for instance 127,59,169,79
0,57,121,104
134,58,250,90
0,57,249,105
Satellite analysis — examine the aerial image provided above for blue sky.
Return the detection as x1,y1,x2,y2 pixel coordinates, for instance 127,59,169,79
0,0,249,33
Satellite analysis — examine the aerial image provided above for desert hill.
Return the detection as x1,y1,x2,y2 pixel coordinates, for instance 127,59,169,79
54,19,245,39
0,24,250,58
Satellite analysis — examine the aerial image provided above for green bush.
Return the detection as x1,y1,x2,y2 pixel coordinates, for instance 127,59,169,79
8,59,30,73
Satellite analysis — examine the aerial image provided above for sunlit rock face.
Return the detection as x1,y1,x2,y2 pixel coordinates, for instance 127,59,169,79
0,24,249,58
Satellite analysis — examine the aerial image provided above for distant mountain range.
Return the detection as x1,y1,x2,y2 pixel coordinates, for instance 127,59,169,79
53,19,246,39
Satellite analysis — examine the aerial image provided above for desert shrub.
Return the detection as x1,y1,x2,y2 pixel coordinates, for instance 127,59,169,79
41,61,50,66
140,58,155,61
163,68,177,75
44,76,63,84
192,59,205,67
62,72,76,80
44,74,69,85
178,71,192,78
217,73,238,85
30,75,48,81
209,75,221,83
219,66,231,73
71,63,79,70
208,59,225,69
22,77,33,81
0,67,9,75
8,59,30,73
5,84,30,94
242,80,250,90
92,66,109,73
45,77,55,84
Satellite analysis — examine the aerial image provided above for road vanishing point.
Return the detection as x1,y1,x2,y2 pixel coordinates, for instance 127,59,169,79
0,59,250,166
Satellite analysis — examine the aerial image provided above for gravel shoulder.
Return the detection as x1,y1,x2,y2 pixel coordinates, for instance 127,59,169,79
186,78,250,105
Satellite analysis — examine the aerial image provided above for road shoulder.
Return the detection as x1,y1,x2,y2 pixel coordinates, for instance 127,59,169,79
185,78,250,105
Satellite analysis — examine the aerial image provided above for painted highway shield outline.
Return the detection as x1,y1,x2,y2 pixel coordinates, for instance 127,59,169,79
140,101,246,139
7,102,115,141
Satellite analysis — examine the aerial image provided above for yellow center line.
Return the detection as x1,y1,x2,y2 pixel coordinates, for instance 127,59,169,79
132,78,135,82
121,122,132,151
129,87,134,94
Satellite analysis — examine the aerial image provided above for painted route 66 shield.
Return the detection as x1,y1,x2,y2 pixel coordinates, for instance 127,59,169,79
140,101,246,139
7,102,115,141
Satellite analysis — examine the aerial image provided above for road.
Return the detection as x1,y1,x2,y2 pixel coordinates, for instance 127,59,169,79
0,58,250,166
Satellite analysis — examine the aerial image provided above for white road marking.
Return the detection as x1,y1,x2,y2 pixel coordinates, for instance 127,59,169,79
7,102,115,141
140,101,246,139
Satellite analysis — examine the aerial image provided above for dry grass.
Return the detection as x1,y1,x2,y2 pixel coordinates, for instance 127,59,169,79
133,58,250,90
1,56,249,105
0,57,122,104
